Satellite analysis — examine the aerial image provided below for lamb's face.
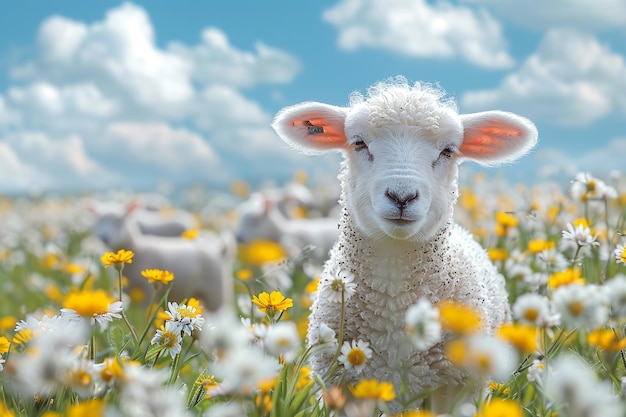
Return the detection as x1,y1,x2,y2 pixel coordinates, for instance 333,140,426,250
342,105,462,241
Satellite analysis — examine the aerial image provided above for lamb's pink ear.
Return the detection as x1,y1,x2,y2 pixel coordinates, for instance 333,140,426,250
271,102,349,154
459,111,538,166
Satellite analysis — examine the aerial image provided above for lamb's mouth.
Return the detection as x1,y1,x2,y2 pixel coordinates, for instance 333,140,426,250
385,217,415,226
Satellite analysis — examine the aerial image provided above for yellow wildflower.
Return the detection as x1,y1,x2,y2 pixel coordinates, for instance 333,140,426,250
488,381,510,395
235,268,253,281
526,239,555,254
349,379,396,402
438,300,483,335
305,276,320,294
181,229,199,239
252,291,293,315
0,336,10,354
495,212,518,237
141,269,175,285
196,374,219,398
488,248,508,262
548,268,585,289
497,324,538,352
587,328,626,351
0,316,17,333
238,239,286,266
100,357,124,384
62,289,117,319
100,249,134,270
66,399,104,417
475,398,523,417
12,329,32,345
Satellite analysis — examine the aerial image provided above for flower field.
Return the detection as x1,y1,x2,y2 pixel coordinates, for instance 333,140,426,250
1,170,626,417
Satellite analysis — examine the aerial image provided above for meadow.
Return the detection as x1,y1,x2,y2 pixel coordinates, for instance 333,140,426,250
0,170,625,417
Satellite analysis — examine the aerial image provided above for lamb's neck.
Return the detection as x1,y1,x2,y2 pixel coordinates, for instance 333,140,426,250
336,211,451,285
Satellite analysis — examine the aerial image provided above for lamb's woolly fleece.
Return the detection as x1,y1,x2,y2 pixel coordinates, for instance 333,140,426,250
307,167,510,408
349,77,457,132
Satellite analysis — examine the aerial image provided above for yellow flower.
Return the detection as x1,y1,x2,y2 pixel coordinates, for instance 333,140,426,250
238,239,286,266
497,323,539,352
488,381,510,395
572,218,590,228
488,248,508,262
181,229,199,239
252,291,293,315
495,212,518,237
587,328,626,351
62,289,116,318
0,336,10,354
0,316,17,332
187,297,204,316
100,249,134,269
141,269,175,285
12,329,32,345
305,277,320,294
0,402,15,417
475,398,523,417
100,357,125,384
438,300,483,335
295,365,313,390
196,374,219,398
392,412,437,417
349,379,396,402
66,399,104,417
235,268,253,281
526,239,555,254
548,268,585,289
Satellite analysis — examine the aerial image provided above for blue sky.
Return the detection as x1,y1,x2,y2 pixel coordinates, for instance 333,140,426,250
0,1,625,195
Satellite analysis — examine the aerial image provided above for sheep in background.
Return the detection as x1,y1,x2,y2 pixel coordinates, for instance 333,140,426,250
234,192,339,264
271,77,538,411
88,199,199,242
93,202,236,312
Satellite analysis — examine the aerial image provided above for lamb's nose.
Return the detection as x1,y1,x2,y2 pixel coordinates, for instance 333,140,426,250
385,189,419,209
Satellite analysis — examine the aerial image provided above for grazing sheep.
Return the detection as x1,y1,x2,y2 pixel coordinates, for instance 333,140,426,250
271,77,538,411
94,202,235,312
88,199,199,241
234,192,339,264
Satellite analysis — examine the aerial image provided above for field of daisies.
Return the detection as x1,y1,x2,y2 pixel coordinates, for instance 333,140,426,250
0,170,626,417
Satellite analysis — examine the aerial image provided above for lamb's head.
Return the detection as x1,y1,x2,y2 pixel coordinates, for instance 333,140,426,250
272,78,538,241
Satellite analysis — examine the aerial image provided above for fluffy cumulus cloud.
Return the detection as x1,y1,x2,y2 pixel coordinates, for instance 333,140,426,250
463,0,626,30
322,0,514,69
0,2,305,193
461,29,626,126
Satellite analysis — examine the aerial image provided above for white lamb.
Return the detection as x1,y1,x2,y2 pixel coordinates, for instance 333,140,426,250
235,192,339,264
95,203,236,312
271,77,538,411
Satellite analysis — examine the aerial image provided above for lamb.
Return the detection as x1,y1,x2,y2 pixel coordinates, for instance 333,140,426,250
234,192,339,264
88,199,199,241
94,202,236,312
271,77,538,411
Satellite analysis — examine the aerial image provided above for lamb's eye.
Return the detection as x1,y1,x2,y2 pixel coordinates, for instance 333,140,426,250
439,147,454,159
354,140,368,152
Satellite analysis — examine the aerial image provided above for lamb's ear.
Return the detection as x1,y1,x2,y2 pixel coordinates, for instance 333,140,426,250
459,111,538,166
271,102,349,154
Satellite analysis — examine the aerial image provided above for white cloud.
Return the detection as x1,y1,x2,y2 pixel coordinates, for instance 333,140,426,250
168,28,301,88
461,29,626,125
0,2,306,193
463,0,626,30
323,0,514,68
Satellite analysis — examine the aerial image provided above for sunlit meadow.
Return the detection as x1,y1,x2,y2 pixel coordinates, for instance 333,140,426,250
0,170,626,417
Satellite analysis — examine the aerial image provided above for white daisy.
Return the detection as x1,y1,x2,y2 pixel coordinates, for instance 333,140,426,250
552,284,609,330
512,293,560,328
321,265,357,303
165,301,204,336
546,354,624,417
264,321,301,363
405,298,441,351
615,243,626,265
151,320,183,359
338,339,372,373
561,222,599,248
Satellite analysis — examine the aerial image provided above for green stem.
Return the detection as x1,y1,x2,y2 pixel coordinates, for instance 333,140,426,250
116,267,139,348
